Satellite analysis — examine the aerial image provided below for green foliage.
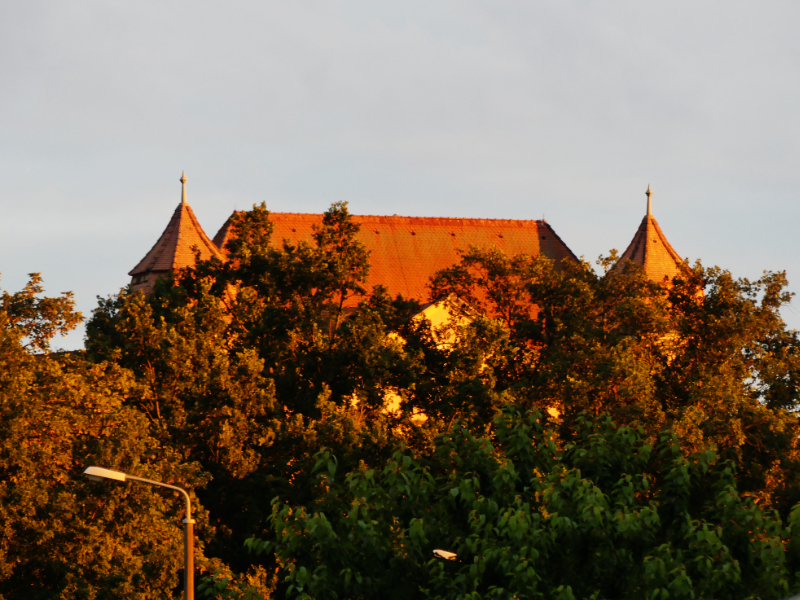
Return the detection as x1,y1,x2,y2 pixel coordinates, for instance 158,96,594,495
16,200,794,599
430,247,800,514
248,408,798,600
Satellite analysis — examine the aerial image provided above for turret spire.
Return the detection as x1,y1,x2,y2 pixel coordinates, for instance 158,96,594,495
180,171,187,204
129,170,222,295
615,183,684,284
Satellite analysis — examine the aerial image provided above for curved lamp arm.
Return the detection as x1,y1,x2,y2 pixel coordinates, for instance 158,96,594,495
127,475,193,522
83,465,196,600
83,466,193,521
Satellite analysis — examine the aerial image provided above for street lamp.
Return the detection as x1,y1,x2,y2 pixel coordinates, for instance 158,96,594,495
83,466,196,600
433,549,457,561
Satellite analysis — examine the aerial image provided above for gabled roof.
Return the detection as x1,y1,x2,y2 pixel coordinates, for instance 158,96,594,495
616,186,684,283
129,174,222,277
213,212,578,303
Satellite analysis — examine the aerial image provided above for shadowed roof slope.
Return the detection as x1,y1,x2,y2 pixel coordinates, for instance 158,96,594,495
129,174,222,278
214,212,578,303
616,185,684,283
212,213,237,249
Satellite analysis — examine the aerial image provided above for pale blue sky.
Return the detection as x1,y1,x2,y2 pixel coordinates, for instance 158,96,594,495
1,1,798,349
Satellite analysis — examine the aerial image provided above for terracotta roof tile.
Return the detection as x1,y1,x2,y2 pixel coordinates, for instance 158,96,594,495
213,212,578,303
129,201,223,276
616,214,684,284
212,212,237,250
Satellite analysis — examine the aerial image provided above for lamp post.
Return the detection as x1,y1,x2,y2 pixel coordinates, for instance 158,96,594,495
83,466,195,600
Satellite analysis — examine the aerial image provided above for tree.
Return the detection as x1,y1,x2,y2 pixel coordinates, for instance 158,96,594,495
0,274,207,599
81,209,800,598
243,407,800,600
429,248,800,515
84,203,422,580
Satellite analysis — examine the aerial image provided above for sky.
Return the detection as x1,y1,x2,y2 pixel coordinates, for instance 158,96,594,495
1,1,799,350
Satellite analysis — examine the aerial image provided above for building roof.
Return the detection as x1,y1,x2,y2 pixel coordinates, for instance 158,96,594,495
213,212,578,303
212,213,236,250
616,186,684,283
129,174,223,277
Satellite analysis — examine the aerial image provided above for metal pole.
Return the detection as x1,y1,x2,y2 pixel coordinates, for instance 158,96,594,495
184,517,195,600
127,475,194,600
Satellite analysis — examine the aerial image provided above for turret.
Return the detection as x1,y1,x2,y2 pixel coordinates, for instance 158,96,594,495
128,172,223,295
615,185,685,284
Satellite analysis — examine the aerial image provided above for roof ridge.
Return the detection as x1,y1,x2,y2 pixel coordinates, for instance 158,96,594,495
539,220,580,263
212,212,236,250
265,212,546,225
648,215,682,262
182,202,223,258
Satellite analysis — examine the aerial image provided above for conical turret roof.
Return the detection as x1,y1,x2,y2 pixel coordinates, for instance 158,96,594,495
616,185,684,284
129,173,222,277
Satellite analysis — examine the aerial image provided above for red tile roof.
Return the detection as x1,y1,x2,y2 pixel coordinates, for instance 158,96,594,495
616,213,684,284
129,201,223,277
212,213,236,249
214,212,578,303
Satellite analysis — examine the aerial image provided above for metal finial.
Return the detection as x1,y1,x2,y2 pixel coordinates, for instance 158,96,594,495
646,184,652,216
180,171,187,204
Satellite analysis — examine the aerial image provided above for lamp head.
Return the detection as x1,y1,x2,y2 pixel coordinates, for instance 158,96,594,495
433,549,457,561
84,466,127,482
